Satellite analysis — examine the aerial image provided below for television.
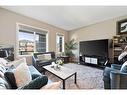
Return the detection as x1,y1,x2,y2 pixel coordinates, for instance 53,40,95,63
79,39,109,58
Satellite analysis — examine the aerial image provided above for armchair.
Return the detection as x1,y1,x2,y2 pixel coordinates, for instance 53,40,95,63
32,52,56,73
103,63,127,89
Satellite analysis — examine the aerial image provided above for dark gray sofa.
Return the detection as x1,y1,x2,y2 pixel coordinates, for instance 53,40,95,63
32,52,56,73
0,65,48,89
103,50,127,89
103,64,127,89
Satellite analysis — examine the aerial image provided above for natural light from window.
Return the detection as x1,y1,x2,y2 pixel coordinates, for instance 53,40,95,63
18,24,47,55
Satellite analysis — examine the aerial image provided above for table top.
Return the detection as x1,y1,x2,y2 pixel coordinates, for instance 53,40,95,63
43,65,76,80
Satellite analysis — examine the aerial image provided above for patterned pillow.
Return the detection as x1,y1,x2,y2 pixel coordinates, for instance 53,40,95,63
37,55,45,60
0,58,8,66
0,77,10,89
43,54,51,60
0,65,6,78
7,58,26,68
14,62,32,87
120,61,127,73
37,54,51,61
0,71,4,78
118,51,127,62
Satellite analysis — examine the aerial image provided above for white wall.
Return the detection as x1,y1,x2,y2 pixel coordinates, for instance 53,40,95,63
0,8,68,64
69,15,127,61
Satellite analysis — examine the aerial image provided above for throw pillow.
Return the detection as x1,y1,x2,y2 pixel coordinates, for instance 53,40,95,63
37,55,45,60
0,58,8,66
41,81,61,89
4,71,17,89
118,51,127,61
18,75,48,89
37,54,51,61
0,71,4,78
0,65,6,78
7,58,26,68
120,61,127,73
14,62,32,87
43,54,51,60
0,77,11,89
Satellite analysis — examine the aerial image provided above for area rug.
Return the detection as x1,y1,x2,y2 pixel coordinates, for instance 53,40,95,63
45,63,104,89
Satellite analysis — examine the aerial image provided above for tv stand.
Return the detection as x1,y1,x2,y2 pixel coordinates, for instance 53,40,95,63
79,55,107,68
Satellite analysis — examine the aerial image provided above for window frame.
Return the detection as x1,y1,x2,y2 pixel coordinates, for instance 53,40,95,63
56,33,64,53
35,32,47,52
16,23,49,57
18,30,35,55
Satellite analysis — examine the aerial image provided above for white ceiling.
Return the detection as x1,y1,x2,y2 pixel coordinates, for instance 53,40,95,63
2,6,127,31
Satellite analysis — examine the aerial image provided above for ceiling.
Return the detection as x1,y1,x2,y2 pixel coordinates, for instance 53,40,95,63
2,6,127,31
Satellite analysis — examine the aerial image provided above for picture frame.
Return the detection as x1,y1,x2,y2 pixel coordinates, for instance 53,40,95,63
117,19,127,35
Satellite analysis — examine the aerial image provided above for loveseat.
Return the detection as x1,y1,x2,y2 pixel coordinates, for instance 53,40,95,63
32,52,56,73
0,65,48,89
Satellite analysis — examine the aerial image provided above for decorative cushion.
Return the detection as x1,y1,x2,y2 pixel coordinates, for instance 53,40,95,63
37,54,51,61
41,81,61,89
37,55,45,60
118,51,127,61
43,54,51,60
0,58,8,66
14,62,32,87
0,72,4,78
0,77,10,89
7,58,26,68
18,75,48,89
0,65,6,78
4,71,17,89
120,61,127,73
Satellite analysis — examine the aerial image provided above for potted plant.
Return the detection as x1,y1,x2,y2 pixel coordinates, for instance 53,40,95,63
65,39,77,62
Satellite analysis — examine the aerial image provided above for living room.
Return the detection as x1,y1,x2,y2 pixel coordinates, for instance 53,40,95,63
1,2,127,93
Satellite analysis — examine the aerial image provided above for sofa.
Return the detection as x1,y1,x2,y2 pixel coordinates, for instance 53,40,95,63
32,52,56,73
103,48,127,89
0,65,48,89
103,63,127,89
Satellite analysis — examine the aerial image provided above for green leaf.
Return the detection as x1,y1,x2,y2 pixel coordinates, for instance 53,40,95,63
65,39,77,57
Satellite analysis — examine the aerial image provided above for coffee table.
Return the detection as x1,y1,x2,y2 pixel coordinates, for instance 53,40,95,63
43,65,77,89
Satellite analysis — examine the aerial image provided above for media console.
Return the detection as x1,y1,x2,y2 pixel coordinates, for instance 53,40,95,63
79,55,108,68
79,39,110,68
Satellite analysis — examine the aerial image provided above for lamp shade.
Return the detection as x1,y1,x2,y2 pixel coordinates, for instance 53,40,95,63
0,50,8,58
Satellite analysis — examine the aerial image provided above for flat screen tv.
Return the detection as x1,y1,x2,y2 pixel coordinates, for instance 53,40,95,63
80,39,109,58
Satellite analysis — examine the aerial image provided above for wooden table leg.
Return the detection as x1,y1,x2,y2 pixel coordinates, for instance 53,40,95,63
63,80,65,89
43,69,46,75
74,73,77,84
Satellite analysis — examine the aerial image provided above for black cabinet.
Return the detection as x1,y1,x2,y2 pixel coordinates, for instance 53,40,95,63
79,55,107,68
57,56,69,63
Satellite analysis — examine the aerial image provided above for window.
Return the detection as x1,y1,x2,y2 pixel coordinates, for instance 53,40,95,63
56,34,64,52
19,30,34,55
18,24,48,55
35,33,46,52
